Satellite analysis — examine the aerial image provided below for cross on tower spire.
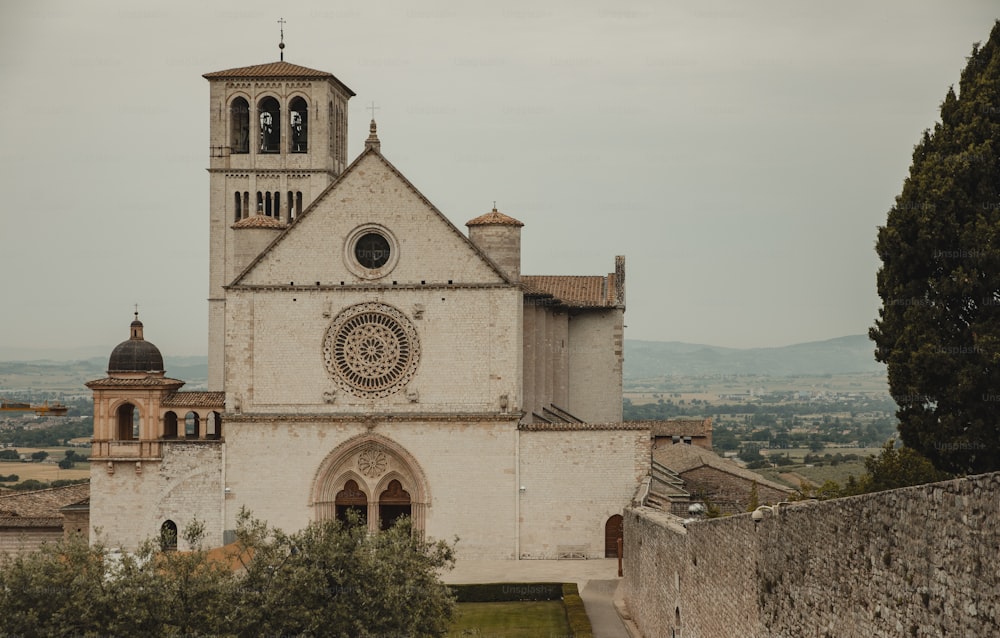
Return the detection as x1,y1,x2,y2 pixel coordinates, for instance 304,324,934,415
367,101,380,120
278,17,286,61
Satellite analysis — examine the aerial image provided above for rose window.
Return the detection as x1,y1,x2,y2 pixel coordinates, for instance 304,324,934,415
323,303,420,399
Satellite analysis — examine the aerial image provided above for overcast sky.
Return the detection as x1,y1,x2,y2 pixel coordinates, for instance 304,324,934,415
0,1,996,357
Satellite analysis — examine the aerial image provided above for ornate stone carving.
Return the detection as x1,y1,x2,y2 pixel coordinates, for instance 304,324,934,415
323,303,420,399
357,447,387,478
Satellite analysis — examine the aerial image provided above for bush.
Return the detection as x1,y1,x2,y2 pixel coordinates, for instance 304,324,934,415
562,583,594,637
0,474,18,482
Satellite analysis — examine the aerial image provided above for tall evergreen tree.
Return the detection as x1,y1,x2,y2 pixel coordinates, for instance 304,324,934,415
872,20,1000,473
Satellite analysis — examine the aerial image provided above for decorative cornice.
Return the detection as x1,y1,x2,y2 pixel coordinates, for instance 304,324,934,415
225,412,519,424
210,169,335,176
518,421,652,432
224,282,519,292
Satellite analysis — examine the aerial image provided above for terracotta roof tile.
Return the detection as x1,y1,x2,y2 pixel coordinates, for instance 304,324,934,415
162,392,226,408
466,208,524,227
203,61,356,96
86,377,185,389
0,483,91,519
233,215,285,229
204,61,332,79
652,445,792,493
521,275,618,308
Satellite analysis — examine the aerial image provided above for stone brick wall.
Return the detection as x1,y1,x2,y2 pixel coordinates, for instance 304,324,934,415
624,472,1000,637
518,427,649,559
678,466,790,514
567,310,623,423
90,443,224,551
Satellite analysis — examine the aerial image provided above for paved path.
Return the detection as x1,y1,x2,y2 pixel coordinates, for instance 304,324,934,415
441,558,633,638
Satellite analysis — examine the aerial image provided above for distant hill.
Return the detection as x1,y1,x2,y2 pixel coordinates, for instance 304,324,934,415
0,356,208,394
1,336,878,391
624,335,884,378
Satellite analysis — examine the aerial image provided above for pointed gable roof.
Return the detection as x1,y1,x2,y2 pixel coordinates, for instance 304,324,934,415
231,146,512,287
203,61,355,96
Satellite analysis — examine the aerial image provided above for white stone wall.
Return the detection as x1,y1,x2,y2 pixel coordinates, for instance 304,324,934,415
89,443,224,551
238,154,506,288
221,418,520,559
517,428,649,559
567,309,624,423
224,286,522,413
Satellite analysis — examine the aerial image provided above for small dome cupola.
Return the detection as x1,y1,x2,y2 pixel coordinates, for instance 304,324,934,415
108,312,165,374
466,205,524,283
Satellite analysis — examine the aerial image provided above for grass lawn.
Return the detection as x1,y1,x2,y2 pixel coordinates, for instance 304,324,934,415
447,601,570,637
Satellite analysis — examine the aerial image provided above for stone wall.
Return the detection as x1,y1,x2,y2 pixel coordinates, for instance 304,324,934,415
518,426,650,559
624,472,1000,637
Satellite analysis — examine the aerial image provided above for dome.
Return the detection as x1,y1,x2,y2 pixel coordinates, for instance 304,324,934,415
108,315,164,373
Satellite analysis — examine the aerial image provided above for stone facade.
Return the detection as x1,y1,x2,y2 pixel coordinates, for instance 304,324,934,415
623,472,1000,637
87,57,643,559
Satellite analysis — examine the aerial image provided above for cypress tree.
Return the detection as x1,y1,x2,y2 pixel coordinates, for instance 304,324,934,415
871,20,1000,473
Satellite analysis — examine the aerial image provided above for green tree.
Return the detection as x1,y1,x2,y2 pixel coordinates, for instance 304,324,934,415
857,439,952,493
871,20,1000,473
0,512,457,637
30,451,48,462
227,509,456,637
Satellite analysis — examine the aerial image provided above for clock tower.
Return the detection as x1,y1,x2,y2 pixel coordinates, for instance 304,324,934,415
203,61,355,390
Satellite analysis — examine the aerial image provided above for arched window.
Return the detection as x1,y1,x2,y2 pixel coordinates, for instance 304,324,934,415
116,403,138,440
379,479,411,531
163,411,178,439
296,191,303,218
336,479,367,526
243,191,250,216
234,192,242,222
184,412,200,439
256,191,263,215
273,191,282,220
160,520,178,551
258,97,280,153
290,96,308,153
230,97,250,154
265,192,273,216
287,191,294,222
207,411,222,440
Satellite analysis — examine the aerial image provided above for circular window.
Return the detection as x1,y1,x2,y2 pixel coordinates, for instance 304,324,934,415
323,303,420,399
354,232,391,269
344,224,399,279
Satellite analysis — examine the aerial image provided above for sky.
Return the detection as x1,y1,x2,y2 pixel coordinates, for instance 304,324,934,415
0,1,997,357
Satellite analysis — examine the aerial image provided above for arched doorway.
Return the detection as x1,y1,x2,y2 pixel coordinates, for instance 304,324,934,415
311,434,429,534
605,514,623,558
379,479,411,530
335,479,367,527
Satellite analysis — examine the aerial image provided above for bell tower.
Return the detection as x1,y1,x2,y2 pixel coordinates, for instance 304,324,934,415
203,58,355,390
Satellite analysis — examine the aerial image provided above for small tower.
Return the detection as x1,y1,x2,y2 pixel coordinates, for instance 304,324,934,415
466,206,524,282
87,313,181,457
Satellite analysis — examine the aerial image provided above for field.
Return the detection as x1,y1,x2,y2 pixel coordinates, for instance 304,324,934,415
0,446,90,483
752,446,883,488
447,601,571,637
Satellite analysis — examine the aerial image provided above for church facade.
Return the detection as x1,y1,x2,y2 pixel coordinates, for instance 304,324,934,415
87,59,652,559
